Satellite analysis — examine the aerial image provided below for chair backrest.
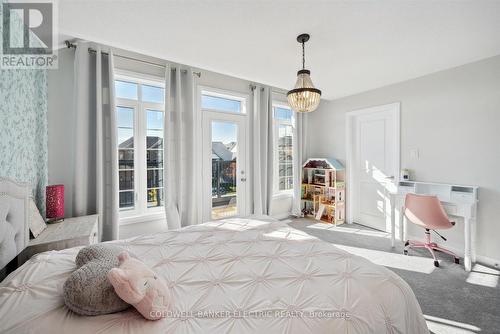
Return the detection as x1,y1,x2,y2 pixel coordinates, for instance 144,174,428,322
404,193,453,230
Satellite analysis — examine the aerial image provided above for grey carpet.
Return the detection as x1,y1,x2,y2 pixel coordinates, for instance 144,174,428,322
288,218,500,334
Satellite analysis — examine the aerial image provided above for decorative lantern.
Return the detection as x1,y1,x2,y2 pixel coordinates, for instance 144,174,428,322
46,185,64,222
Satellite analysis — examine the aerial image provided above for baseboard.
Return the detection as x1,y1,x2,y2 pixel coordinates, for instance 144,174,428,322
120,213,165,226
272,212,293,220
476,255,500,269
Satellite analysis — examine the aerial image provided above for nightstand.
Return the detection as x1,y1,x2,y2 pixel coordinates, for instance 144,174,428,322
17,215,99,266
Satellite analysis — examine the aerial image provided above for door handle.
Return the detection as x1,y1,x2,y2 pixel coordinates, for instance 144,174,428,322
385,176,395,180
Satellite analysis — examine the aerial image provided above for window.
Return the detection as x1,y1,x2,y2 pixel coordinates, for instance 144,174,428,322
273,104,294,193
201,91,245,114
115,73,165,219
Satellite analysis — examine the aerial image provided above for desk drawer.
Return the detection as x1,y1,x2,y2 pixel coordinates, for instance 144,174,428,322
451,192,474,202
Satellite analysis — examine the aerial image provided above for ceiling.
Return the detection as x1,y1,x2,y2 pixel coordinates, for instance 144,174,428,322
58,0,500,100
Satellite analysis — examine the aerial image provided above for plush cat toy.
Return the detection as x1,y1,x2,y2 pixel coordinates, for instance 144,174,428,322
108,251,171,320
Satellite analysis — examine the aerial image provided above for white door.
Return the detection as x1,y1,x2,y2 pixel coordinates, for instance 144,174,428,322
348,103,400,231
202,112,247,221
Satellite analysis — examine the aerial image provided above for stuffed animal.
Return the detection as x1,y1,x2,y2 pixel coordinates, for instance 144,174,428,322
108,251,171,320
63,245,131,315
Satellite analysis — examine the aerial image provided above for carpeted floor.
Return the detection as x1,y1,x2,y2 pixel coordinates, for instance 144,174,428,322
289,218,500,334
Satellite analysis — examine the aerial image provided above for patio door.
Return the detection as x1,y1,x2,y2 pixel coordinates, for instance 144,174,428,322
202,112,247,221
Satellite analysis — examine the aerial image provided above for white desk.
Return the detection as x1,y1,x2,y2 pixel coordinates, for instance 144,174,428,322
390,181,478,271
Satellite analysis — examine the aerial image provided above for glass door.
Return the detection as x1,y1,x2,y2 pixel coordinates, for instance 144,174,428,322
203,113,247,221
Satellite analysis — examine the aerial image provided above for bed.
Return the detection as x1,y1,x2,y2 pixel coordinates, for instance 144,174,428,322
0,216,428,333
0,178,30,273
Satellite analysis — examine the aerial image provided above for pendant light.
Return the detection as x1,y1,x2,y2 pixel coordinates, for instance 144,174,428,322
287,33,322,113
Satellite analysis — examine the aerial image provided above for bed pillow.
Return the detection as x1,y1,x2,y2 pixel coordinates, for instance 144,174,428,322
108,251,171,320
63,244,131,316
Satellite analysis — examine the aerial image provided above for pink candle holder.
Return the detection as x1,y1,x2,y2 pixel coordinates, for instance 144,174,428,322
46,185,64,222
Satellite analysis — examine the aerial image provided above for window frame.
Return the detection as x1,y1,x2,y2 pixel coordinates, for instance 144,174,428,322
272,101,295,196
200,87,247,115
115,70,166,223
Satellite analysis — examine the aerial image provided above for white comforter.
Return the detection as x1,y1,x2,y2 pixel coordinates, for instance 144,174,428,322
0,217,428,333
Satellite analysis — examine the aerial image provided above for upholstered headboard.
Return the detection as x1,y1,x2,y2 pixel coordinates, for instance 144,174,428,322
0,178,30,269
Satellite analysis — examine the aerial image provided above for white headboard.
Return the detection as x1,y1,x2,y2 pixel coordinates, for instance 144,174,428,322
0,178,30,269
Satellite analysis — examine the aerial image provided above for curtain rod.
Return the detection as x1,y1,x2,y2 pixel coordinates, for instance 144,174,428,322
250,84,286,95
65,41,201,77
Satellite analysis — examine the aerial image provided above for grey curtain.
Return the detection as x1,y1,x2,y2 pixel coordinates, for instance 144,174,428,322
251,85,274,215
164,65,200,229
292,112,308,216
73,43,119,241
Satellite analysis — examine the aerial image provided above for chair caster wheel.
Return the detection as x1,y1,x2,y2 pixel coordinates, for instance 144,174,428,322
434,261,440,267
454,258,460,264
403,250,408,255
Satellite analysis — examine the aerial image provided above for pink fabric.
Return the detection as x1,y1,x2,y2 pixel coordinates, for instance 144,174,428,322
46,185,64,219
404,193,453,230
108,251,171,320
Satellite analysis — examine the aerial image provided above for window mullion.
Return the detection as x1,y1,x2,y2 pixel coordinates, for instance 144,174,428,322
134,104,140,215
274,122,280,194
138,84,146,215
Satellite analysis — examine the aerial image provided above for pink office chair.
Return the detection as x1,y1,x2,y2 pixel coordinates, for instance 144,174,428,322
403,193,459,267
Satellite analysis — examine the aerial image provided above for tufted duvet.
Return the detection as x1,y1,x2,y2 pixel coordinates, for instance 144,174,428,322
0,216,428,333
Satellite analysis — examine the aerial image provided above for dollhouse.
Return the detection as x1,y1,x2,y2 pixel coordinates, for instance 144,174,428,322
301,158,345,225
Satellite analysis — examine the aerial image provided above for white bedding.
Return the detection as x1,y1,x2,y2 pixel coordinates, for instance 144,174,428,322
0,217,428,333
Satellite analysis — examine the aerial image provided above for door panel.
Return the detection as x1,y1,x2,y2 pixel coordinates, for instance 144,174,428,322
352,106,398,231
203,113,247,221
359,181,386,218
359,120,386,171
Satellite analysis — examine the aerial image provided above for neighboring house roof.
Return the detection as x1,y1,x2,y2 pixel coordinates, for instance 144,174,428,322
119,137,134,149
147,136,163,149
120,137,234,161
119,136,162,149
277,135,292,147
227,142,238,160
225,141,237,152
212,142,234,161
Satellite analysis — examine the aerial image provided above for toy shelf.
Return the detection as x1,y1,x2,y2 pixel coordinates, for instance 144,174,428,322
300,158,346,225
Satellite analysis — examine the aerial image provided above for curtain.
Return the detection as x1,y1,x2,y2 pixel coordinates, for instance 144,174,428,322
164,65,200,229
292,112,308,217
73,43,119,241
251,85,274,215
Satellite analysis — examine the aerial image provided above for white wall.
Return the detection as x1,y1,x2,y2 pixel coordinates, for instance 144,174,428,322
307,55,500,264
48,48,76,217
47,46,292,222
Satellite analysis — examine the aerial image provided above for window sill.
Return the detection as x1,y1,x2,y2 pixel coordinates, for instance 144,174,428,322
119,211,165,226
273,191,294,200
